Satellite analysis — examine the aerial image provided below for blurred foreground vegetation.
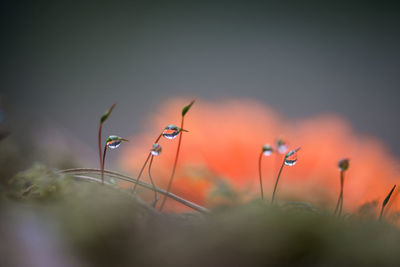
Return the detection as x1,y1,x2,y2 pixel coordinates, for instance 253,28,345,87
1,164,400,267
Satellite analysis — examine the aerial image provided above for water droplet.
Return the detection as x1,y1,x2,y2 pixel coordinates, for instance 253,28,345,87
162,124,180,139
276,138,288,154
106,135,128,149
151,143,162,156
285,147,301,166
338,158,349,171
262,144,273,156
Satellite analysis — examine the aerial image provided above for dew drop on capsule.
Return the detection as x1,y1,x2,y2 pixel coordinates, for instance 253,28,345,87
151,143,162,156
284,148,300,166
162,124,180,139
106,135,122,149
276,138,288,154
262,144,273,156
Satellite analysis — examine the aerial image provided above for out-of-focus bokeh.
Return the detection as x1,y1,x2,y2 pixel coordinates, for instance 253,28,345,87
121,98,400,212
2,2,400,266
1,1,400,171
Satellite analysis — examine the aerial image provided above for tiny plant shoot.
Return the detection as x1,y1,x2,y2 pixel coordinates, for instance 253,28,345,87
334,158,349,216
98,103,116,171
101,135,128,184
159,100,195,211
379,184,397,221
258,144,274,200
271,147,301,204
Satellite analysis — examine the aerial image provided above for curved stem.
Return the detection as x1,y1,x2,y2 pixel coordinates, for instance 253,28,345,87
98,123,103,170
132,152,152,193
101,144,107,184
148,155,159,207
58,168,209,213
159,117,185,211
271,158,285,205
258,151,264,200
132,133,163,193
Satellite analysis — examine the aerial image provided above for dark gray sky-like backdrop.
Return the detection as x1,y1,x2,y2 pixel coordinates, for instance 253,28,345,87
2,1,400,160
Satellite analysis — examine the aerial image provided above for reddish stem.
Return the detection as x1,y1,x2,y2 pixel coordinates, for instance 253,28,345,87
148,155,159,207
132,153,152,192
98,123,103,170
271,158,285,204
338,171,345,216
132,133,163,193
159,117,185,211
101,143,107,185
258,151,264,200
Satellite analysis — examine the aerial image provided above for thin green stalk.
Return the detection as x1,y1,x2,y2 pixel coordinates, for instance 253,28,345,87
159,117,185,211
271,158,285,205
132,133,163,193
258,151,264,200
148,155,159,207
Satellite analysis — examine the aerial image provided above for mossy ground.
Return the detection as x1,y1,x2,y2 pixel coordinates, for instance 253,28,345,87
1,164,400,267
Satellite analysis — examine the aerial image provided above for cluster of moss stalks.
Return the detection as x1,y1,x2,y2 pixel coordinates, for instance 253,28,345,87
1,164,400,267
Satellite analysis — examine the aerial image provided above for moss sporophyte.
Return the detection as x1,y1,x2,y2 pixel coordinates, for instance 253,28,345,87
271,147,301,204
334,158,349,216
98,103,116,182
101,135,128,184
159,100,194,211
131,103,192,209
258,144,274,200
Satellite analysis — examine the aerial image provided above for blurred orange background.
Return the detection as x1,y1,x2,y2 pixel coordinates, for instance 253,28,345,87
120,98,400,214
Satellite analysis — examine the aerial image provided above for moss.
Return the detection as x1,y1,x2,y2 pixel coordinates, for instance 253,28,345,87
2,165,400,267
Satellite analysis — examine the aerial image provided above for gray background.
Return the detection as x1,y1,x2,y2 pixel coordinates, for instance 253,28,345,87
1,0,400,160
